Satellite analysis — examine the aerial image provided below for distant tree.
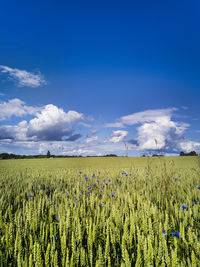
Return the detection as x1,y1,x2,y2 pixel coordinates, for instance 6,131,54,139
180,151,197,156
47,150,51,158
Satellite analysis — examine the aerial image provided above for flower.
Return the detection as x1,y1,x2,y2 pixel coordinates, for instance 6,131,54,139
192,201,197,204
162,230,167,236
111,194,115,197
97,180,99,182
75,198,78,201
98,203,103,206
52,236,57,241
182,205,187,210
79,171,82,174
28,194,33,198
85,177,88,181
175,178,178,181
198,186,200,190
172,232,180,237
87,191,90,194
108,179,111,182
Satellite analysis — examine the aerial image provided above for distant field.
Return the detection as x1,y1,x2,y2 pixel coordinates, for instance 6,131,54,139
0,156,200,266
0,156,199,171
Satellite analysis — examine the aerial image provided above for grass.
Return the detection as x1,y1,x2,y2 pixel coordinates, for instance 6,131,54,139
0,156,199,266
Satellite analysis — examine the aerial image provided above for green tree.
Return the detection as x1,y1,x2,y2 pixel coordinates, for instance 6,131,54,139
47,150,51,158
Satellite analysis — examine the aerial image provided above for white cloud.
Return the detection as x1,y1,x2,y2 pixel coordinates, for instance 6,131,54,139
106,108,177,127
27,104,84,141
179,140,200,153
0,100,85,142
0,65,46,87
133,119,189,150
104,130,128,143
0,120,29,141
0,98,41,121
86,136,98,143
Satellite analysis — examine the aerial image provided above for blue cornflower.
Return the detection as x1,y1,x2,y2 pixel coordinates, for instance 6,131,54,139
103,179,106,182
55,216,58,220
198,186,200,190
170,192,173,196
192,201,197,204
88,187,91,190
93,184,96,187
102,185,105,188
67,195,69,198
98,203,103,206
25,168,28,170
81,191,84,194
79,171,82,174
87,191,90,194
75,198,78,201
101,191,104,193
85,177,88,181
182,205,187,210
53,236,58,241
106,183,108,185
97,180,99,182
111,194,115,197
28,194,33,198
108,179,111,182
98,171,101,174
92,174,95,177
162,230,167,236
175,178,178,181
172,232,180,237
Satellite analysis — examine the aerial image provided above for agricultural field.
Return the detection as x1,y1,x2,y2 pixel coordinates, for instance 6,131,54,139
0,156,200,266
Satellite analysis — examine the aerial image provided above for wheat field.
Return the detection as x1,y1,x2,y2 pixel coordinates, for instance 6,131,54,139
0,156,199,266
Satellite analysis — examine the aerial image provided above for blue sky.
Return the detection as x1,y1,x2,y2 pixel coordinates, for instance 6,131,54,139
0,0,200,156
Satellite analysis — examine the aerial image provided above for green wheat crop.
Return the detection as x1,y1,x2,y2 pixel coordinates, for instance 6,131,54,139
0,157,199,266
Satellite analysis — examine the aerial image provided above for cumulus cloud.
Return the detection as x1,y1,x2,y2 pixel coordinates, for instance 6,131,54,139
106,108,177,127
0,121,28,141
27,104,84,141
106,108,200,153
86,136,99,143
0,98,41,121
0,65,46,87
131,119,189,150
104,130,128,143
0,100,84,142
179,140,200,153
